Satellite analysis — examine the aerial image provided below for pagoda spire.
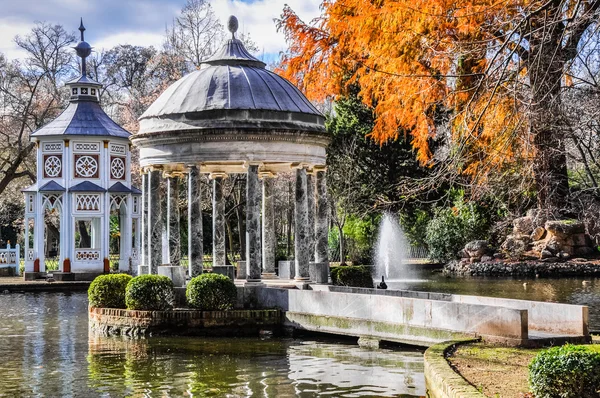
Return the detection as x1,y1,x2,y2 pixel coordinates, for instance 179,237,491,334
74,18,92,77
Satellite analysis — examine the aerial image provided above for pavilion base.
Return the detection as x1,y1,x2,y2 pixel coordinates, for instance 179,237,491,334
23,272,45,281
309,262,329,284
278,260,294,280
236,261,246,279
261,272,278,279
212,265,235,280
53,272,75,282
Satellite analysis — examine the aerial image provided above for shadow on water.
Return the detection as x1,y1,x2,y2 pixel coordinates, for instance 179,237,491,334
0,292,425,397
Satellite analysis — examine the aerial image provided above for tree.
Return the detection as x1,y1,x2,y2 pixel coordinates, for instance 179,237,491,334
164,0,224,70
277,1,600,215
0,22,75,196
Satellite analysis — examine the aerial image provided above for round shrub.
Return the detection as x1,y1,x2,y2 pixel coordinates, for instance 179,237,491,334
88,274,132,308
529,344,600,398
330,265,373,288
125,275,174,311
186,273,237,311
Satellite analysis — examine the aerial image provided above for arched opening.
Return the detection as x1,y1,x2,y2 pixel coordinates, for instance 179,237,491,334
41,194,62,272
109,196,127,271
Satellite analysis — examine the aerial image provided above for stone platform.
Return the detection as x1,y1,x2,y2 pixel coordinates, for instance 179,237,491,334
89,307,282,337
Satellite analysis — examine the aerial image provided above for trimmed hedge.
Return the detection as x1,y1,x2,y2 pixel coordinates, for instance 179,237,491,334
330,265,373,288
125,275,175,311
529,344,600,398
88,274,132,309
186,273,237,311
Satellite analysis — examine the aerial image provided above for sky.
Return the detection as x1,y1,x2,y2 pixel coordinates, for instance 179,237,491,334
0,0,322,63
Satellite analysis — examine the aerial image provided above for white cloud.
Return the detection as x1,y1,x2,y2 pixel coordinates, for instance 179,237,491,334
94,31,166,52
0,17,33,60
0,0,322,60
209,0,322,55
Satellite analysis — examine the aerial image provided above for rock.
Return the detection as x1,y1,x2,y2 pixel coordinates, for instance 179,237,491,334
558,252,571,260
545,220,585,237
513,216,534,235
464,240,491,258
544,237,561,254
458,249,469,259
493,252,505,259
481,255,493,262
501,235,528,255
469,257,480,263
540,249,554,259
531,227,546,241
574,246,595,256
572,233,588,247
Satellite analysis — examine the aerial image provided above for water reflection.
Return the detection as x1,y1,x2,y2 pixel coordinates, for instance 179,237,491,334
0,292,425,397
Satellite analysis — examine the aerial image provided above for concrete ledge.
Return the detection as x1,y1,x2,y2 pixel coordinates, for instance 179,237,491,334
424,340,484,398
89,307,282,337
285,312,474,347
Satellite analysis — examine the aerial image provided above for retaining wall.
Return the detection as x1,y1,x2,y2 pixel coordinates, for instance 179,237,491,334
89,307,282,337
320,285,589,339
253,288,528,346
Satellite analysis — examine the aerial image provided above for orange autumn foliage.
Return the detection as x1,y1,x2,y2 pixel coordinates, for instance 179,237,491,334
276,0,596,180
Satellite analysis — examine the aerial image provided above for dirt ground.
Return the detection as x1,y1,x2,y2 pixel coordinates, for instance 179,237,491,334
448,342,539,398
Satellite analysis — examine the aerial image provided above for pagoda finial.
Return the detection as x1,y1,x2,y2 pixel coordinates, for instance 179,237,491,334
79,18,86,41
227,15,238,39
74,19,92,77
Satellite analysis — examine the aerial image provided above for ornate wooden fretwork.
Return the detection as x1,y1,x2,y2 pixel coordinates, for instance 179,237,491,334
110,157,125,180
43,155,62,178
74,155,99,178
75,194,100,211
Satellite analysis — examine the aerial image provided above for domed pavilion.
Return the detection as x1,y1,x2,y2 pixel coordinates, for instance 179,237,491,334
23,21,141,280
133,16,330,283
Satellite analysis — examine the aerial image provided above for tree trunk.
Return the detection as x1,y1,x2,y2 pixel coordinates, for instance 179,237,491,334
529,13,570,217
78,220,91,248
337,223,345,264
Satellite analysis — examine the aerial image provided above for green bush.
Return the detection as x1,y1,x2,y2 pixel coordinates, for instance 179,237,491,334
529,344,600,398
88,274,132,308
330,265,373,288
186,273,238,311
425,193,489,262
125,275,174,311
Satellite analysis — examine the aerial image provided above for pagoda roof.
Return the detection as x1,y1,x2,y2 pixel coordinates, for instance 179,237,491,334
70,181,105,192
39,181,66,192
31,100,130,138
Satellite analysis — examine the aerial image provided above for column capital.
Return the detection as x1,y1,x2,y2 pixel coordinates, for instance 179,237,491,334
313,165,327,172
209,172,228,180
147,165,164,172
258,171,276,179
290,162,313,170
163,171,186,178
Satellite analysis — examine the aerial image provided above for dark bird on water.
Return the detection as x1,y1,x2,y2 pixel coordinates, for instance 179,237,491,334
377,276,387,290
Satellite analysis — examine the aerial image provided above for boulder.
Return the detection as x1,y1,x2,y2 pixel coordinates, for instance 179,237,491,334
464,240,491,258
493,252,505,260
572,233,588,247
531,227,546,241
513,216,534,235
481,255,493,262
545,220,585,238
540,249,554,259
574,246,595,256
458,249,469,259
501,235,529,255
558,252,571,260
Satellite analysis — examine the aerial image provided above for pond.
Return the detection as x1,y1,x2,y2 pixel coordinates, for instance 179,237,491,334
0,292,425,397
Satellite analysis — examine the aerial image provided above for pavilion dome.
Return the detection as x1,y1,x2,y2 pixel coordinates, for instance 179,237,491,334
134,15,328,171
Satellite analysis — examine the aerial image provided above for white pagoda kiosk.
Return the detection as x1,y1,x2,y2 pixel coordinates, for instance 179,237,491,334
23,21,141,280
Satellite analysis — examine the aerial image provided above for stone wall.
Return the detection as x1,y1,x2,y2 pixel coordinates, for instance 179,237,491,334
89,307,282,337
445,259,600,277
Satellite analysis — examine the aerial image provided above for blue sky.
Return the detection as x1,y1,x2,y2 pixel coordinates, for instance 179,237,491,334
0,0,321,63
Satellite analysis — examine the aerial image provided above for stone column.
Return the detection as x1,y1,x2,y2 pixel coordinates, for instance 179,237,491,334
212,174,226,266
141,172,148,268
294,167,310,280
315,168,329,264
188,165,203,277
261,173,276,278
160,174,169,265
149,169,163,274
307,171,316,261
246,165,262,282
167,175,181,266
